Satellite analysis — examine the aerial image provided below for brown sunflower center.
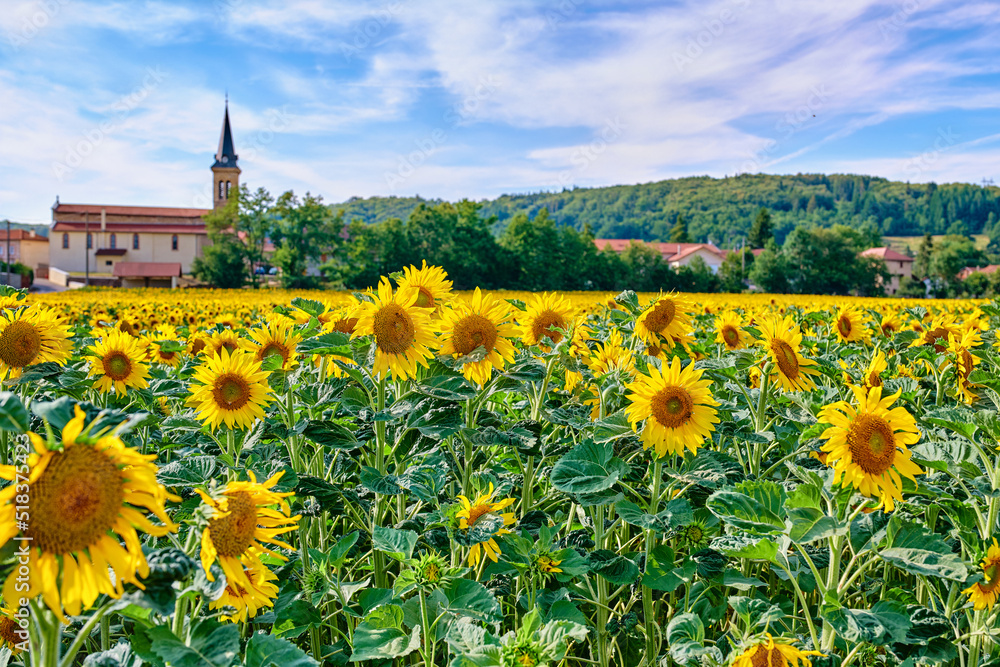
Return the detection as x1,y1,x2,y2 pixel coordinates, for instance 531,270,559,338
452,314,498,355
924,327,949,353
332,317,358,334
190,339,207,355
881,322,897,336
464,502,495,528
260,342,289,363
220,341,238,354
0,617,20,646
208,491,258,558
750,646,787,667
721,325,740,348
160,350,176,361
771,339,800,380
847,414,896,475
414,287,435,308
0,320,42,369
867,371,882,388
24,445,124,554
837,316,852,338
530,310,565,345
212,373,251,410
960,349,974,377
103,351,132,381
372,303,415,354
650,386,694,429
982,561,1000,593
645,299,677,333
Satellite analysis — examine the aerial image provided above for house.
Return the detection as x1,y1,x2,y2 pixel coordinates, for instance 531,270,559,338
860,247,914,296
48,101,241,287
0,229,49,271
593,239,727,273
957,265,999,281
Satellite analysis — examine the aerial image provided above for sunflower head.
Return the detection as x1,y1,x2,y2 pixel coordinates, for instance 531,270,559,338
834,307,868,343
758,315,820,392
210,549,280,623
87,327,151,394
715,311,747,350
0,304,72,381
964,539,1000,610
438,288,517,385
635,293,693,349
455,483,517,567
731,634,823,667
518,292,575,351
186,347,274,431
395,260,453,311
241,317,303,370
352,278,437,381
0,605,25,654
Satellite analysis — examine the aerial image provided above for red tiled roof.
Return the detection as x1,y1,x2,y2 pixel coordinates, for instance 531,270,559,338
51,222,206,234
54,203,210,218
95,248,127,256
112,262,182,278
957,265,999,280
593,239,724,260
0,229,48,242
861,246,913,262
670,244,725,262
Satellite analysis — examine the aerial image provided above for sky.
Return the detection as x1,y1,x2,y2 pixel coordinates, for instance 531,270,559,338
2,0,1000,224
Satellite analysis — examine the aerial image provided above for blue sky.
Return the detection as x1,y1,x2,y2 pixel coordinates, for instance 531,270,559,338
2,0,1000,224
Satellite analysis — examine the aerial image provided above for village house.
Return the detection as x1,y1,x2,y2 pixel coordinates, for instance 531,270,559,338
860,247,914,296
593,238,727,273
48,102,240,287
0,229,49,272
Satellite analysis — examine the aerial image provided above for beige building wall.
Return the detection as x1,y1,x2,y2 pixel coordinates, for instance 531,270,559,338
49,231,205,274
0,239,49,270
670,249,725,273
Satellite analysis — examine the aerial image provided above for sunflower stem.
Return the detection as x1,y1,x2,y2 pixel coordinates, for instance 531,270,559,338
373,374,388,590
592,503,611,667
643,457,663,665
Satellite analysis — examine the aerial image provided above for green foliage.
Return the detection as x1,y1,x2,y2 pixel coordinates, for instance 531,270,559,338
191,238,246,289
747,207,773,248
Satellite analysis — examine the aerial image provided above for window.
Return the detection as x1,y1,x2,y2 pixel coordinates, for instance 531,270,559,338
110,233,117,249
226,180,232,197
133,233,140,250
62,233,69,249
218,181,225,200
171,234,179,251
106,261,112,267
0,247,4,257
87,233,92,249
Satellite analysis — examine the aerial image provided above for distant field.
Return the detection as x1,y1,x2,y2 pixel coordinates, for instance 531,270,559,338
884,234,989,254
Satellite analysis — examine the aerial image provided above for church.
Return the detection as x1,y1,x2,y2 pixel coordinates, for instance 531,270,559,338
47,102,241,288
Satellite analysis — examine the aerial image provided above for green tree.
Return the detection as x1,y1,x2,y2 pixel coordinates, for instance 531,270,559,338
747,207,773,248
913,233,933,279
929,235,986,284
191,238,246,288
748,241,789,293
201,186,276,287
718,248,753,292
271,191,337,288
669,214,691,243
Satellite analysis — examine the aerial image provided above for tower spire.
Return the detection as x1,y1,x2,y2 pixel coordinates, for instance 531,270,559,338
213,99,238,169
211,98,240,209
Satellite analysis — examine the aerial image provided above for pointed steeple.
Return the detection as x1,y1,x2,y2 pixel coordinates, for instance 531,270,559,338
213,98,238,168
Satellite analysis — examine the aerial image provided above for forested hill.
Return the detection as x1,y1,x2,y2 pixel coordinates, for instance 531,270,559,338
331,174,1000,247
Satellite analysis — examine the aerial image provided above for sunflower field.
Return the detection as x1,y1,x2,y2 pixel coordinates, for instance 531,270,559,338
1,263,1000,667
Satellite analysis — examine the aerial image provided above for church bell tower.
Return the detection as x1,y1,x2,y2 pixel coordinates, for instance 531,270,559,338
211,98,240,209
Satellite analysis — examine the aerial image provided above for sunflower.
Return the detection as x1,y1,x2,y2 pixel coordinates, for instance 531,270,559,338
197,472,300,591
964,539,1000,610
587,329,633,377
819,385,923,512
758,315,821,392
395,260,453,311
518,292,575,351
833,307,868,344
536,554,563,574
625,356,720,458
634,293,693,349
240,318,302,371
456,483,517,567
949,328,981,404
731,634,823,667
0,406,177,620
210,549,280,623
352,278,437,381
146,325,185,368
878,312,903,338
861,350,888,390
715,311,748,351
87,328,151,394
203,328,242,357
186,348,274,430
0,605,24,654
0,304,72,381
910,317,960,353
438,288,517,386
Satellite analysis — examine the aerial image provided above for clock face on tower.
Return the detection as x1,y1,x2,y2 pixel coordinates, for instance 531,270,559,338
222,156,228,163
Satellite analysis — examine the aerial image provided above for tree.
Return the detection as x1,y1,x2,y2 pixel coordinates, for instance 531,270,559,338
747,207,773,249
913,233,933,279
748,241,789,293
929,235,986,284
669,214,691,243
271,192,337,288
718,248,753,292
192,238,246,288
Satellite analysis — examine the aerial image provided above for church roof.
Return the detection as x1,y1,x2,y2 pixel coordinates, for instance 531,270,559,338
212,101,238,169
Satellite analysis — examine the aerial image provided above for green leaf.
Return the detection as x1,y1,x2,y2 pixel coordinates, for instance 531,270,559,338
550,440,628,495
709,535,778,561
274,599,322,639
291,297,326,317
300,420,360,450
360,466,404,495
707,487,785,535
372,525,418,560
592,411,633,443
157,456,218,488
642,546,693,591
666,612,705,643
297,331,352,356
349,623,421,662
245,633,318,667
141,620,239,667
880,548,968,581
786,507,847,544
615,498,693,533
823,600,911,646
443,578,502,624
588,550,640,585
415,374,477,401
364,604,404,629
0,392,29,433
